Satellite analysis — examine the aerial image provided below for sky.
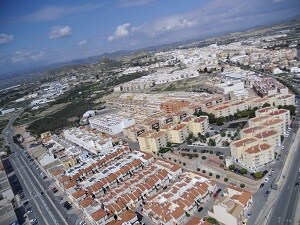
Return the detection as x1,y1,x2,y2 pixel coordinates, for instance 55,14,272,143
0,0,300,75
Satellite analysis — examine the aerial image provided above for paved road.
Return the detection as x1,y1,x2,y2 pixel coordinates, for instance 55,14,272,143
246,122,297,225
266,99,300,225
2,114,78,225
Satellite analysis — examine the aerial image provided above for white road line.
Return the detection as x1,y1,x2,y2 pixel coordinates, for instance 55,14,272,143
19,154,68,225
10,158,51,225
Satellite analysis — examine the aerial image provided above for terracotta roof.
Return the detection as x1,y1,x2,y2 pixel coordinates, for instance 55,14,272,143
231,191,252,206
91,209,106,221
72,190,86,199
171,207,185,219
232,138,257,148
194,116,208,123
79,197,94,208
119,210,137,222
51,169,64,176
63,181,76,189
255,129,278,139
245,143,272,154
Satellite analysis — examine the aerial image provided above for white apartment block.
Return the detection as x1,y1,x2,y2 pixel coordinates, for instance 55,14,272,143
63,127,113,155
89,114,135,135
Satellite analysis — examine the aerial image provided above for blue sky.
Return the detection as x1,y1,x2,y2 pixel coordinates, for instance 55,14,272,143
0,0,300,75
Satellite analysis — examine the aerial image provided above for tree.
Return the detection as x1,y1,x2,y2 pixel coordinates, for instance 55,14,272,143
166,142,172,147
262,102,271,108
208,139,216,146
202,170,206,173
240,168,248,175
193,149,197,153
224,178,228,182
206,217,219,225
229,165,235,171
216,175,220,179
197,168,200,172
227,133,232,138
254,172,263,179
209,172,213,176
183,162,186,166
201,156,207,160
240,183,245,188
221,132,226,137
222,141,230,147
205,132,210,138
187,139,193,145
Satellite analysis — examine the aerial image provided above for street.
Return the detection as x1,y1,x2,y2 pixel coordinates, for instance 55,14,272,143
2,113,79,225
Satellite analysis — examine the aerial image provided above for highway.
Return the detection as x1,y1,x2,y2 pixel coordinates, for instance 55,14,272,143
2,113,78,225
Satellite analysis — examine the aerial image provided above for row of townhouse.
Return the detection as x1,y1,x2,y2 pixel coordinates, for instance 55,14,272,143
58,156,183,225
208,185,253,225
205,93,295,118
230,107,291,172
142,172,216,225
138,116,209,153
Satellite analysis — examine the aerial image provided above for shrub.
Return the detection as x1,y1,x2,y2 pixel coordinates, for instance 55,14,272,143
254,172,263,179
240,168,248,175
228,165,235,171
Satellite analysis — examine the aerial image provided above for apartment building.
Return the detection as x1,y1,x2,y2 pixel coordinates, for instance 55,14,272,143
274,94,295,106
160,123,189,144
255,107,290,127
181,116,209,136
89,114,135,135
138,130,169,153
123,124,147,141
160,100,190,113
208,186,252,225
242,143,274,170
63,127,113,155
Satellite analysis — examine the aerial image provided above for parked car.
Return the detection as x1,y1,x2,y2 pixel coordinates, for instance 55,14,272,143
259,183,265,188
295,182,299,187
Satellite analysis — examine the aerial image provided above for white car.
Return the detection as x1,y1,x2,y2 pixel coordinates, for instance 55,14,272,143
264,177,269,183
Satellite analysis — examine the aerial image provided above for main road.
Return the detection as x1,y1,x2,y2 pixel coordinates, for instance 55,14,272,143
267,100,300,225
2,112,77,225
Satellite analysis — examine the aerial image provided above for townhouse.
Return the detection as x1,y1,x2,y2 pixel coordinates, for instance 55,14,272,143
208,186,253,225
143,172,215,225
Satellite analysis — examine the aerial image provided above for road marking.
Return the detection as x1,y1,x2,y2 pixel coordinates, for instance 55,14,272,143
11,157,51,225
19,154,68,225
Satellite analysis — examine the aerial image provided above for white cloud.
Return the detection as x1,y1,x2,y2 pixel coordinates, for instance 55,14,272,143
149,17,196,36
0,33,14,44
49,26,72,39
19,4,102,22
108,23,132,42
118,0,154,7
78,40,88,46
11,50,45,64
